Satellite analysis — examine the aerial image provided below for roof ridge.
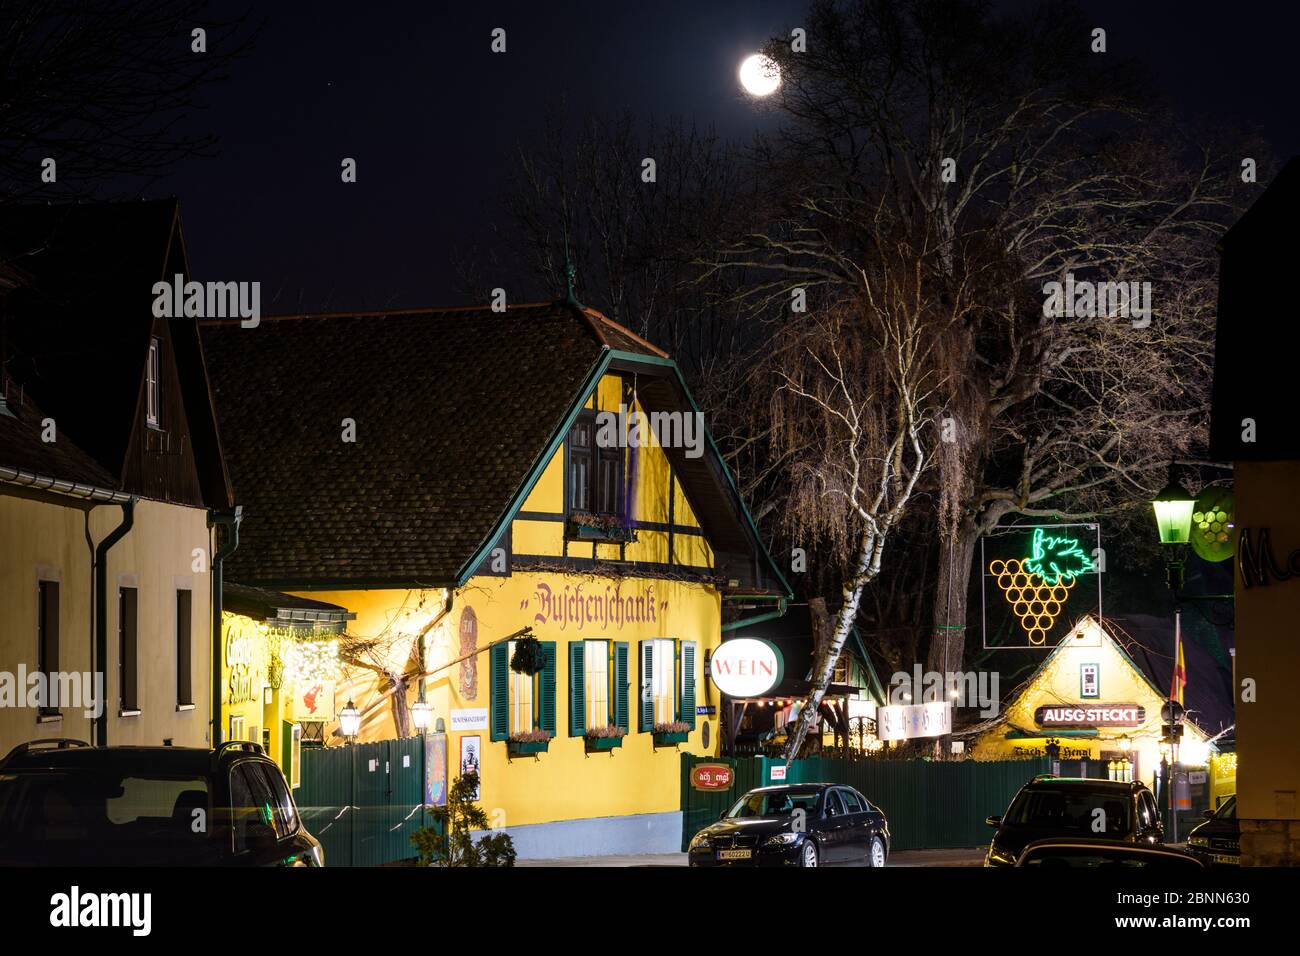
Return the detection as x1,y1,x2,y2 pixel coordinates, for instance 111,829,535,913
579,306,670,359
198,301,564,325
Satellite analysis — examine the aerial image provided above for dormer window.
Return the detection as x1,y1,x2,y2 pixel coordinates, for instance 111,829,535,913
146,337,161,428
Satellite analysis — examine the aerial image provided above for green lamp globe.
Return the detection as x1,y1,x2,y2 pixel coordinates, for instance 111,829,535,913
1152,477,1196,546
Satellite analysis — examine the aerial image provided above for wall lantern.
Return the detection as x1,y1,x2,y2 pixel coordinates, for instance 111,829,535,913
411,700,433,733
339,699,361,741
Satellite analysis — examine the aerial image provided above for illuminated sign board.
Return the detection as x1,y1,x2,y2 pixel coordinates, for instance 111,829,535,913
878,701,952,741
709,638,784,698
1035,704,1145,728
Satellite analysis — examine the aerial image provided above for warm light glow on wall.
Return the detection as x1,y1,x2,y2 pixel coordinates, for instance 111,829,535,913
282,638,341,682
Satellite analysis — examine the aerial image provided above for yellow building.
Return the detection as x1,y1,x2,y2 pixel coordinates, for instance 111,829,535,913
966,615,1217,797
202,300,789,856
217,584,353,785
1208,158,1300,865
1,201,234,755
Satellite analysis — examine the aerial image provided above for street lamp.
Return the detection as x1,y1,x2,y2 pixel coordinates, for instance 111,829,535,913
339,699,361,742
1152,474,1196,591
412,700,433,734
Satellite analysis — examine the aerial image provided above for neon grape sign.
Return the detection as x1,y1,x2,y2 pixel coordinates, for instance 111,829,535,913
990,529,1095,646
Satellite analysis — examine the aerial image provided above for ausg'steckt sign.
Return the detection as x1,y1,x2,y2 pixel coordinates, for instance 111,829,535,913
1035,704,1145,728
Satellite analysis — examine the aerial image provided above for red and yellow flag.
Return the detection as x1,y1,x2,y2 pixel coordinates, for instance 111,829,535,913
1170,631,1187,706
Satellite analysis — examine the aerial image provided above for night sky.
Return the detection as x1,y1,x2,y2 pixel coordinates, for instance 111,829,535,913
152,0,1300,313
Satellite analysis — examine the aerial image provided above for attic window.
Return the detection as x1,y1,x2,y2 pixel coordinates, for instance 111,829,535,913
146,337,161,428
567,410,622,516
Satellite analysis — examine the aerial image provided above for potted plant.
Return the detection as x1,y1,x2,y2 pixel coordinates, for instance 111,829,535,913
565,511,637,544
507,729,552,756
653,721,691,746
584,724,627,752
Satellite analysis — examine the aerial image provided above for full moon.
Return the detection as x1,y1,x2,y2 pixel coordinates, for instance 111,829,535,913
739,53,780,97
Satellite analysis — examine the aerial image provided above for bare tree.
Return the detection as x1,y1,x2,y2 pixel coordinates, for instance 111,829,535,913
0,0,257,202
753,0,1250,688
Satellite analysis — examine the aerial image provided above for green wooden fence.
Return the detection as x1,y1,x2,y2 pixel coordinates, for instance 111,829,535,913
681,754,1052,851
298,737,426,867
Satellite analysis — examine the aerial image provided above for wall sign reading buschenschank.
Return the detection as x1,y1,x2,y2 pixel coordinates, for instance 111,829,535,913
1035,704,1145,728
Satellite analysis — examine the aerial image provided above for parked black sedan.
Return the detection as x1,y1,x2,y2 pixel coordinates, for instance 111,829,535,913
688,783,889,867
1187,795,1239,866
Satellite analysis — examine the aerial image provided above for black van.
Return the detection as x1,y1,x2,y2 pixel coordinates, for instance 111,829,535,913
0,738,323,866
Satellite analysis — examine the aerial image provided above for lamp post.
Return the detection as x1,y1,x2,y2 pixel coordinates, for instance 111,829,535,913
1152,473,1195,842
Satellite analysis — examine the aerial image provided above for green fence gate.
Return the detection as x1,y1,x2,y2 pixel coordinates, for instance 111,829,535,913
298,737,426,866
681,754,1051,852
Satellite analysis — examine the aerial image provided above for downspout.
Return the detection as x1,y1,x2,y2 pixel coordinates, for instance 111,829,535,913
209,506,243,746
720,594,788,633
94,498,137,747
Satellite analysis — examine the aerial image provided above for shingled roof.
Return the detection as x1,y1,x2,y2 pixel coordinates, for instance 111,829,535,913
201,302,670,588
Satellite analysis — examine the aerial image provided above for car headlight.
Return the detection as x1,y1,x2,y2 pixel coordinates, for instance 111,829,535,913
1188,835,1208,847
689,831,713,851
763,832,801,847
985,846,1016,866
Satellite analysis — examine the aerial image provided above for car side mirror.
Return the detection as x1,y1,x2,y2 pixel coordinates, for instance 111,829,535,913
985,815,1001,827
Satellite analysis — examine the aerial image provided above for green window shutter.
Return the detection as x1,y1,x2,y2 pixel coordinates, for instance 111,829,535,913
569,641,586,736
639,640,655,732
614,642,629,731
681,641,697,729
540,642,557,736
490,642,509,741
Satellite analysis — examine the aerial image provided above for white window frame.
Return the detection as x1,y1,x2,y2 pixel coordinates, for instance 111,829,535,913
507,640,535,734
651,638,676,725
146,337,161,428
585,639,610,730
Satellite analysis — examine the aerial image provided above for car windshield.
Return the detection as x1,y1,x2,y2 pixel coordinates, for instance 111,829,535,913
1213,796,1237,820
1005,787,1131,835
0,770,213,847
726,789,821,818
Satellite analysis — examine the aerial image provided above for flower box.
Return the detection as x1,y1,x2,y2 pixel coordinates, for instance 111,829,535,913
653,731,689,746
565,514,637,544
585,735,623,752
508,740,550,756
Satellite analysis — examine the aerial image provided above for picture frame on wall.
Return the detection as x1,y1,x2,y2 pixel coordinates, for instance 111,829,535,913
460,734,481,799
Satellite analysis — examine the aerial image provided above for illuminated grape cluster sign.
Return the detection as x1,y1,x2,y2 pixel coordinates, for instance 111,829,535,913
981,525,1101,649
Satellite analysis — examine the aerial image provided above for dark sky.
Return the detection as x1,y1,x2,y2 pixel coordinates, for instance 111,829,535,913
157,0,1300,313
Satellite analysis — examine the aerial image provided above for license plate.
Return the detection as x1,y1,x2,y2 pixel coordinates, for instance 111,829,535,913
717,848,752,860
1212,853,1238,865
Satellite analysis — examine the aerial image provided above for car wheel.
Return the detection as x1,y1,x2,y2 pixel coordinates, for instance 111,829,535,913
867,835,886,868
800,840,819,868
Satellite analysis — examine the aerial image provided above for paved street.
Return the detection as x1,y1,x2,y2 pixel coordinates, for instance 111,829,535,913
517,847,987,867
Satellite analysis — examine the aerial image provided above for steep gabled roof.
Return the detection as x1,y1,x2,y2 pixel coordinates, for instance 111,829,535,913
0,200,232,507
201,302,788,595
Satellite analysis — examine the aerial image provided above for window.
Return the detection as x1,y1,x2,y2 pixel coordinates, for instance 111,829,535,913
229,715,246,742
824,790,847,818
228,762,278,852
508,641,535,734
638,639,697,731
176,589,193,707
568,640,629,736
585,640,609,730
146,337,161,428
839,789,864,813
568,416,593,512
118,587,138,713
489,641,556,741
255,763,300,836
37,581,60,715
567,410,623,516
0,772,210,846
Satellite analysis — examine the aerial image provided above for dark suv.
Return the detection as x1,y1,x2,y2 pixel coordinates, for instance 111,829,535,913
0,738,323,866
985,775,1163,867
